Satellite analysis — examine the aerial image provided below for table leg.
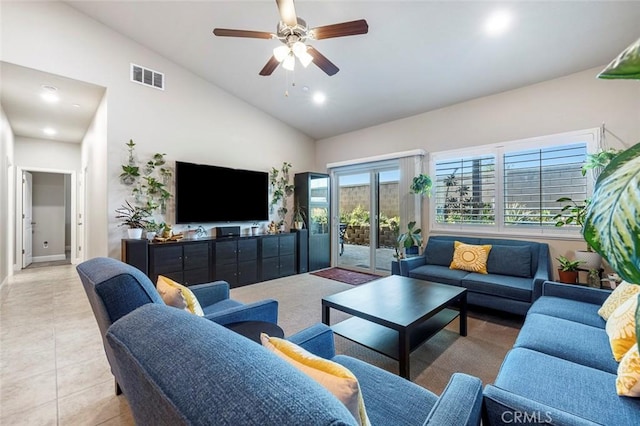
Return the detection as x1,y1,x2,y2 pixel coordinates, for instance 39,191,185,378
322,304,330,325
398,329,410,379
459,292,468,337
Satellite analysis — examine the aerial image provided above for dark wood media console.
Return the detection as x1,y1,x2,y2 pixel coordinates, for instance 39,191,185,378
121,232,305,288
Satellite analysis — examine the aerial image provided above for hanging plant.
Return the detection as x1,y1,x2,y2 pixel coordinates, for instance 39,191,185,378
269,162,294,226
410,173,433,197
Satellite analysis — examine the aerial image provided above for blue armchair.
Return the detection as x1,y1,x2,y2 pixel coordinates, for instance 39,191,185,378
76,256,278,394
107,303,485,425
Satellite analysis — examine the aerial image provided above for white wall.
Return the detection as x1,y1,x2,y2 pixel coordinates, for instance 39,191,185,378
0,105,15,286
1,1,316,259
316,67,640,274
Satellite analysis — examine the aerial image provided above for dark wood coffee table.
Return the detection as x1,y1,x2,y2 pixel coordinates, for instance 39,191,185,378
322,275,467,379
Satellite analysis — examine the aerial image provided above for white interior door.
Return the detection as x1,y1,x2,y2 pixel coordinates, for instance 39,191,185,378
22,171,33,268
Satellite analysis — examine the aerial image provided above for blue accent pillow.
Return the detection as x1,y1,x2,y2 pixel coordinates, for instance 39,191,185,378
486,245,532,278
424,240,455,266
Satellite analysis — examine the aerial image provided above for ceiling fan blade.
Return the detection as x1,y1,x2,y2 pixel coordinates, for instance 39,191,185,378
307,46,339,76
276,0,298,27
311,19,369,40
213,28,273,39
259,56,280,76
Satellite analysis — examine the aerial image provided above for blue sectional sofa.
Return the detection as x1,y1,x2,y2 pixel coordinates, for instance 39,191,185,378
483,281,640,425
107,304,484,425
396,236,552,315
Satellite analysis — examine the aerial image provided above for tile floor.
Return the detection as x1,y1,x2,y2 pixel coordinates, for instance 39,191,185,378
0,264,134,425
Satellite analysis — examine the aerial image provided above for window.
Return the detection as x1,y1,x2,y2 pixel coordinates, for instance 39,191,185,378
431,128,598,236
434,154,496,225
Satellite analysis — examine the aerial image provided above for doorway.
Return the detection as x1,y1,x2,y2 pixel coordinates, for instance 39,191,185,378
17,168,76,269
333,163,400,275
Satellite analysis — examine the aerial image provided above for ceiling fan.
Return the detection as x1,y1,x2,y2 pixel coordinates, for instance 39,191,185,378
213,0,368,76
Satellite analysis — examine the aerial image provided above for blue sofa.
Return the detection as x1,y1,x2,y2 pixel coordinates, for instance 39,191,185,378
396,236,552,315
483,281,640,425
107,304,484,425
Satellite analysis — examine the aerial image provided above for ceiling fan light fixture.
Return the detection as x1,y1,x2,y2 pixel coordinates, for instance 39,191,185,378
292,41,307,56
273,45,290,62
282,53,296,71
298,50,313,68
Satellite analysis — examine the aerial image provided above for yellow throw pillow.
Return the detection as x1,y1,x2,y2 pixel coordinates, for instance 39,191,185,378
605,294,638,361
156,275,205,316
617,344,640,397
598,281,640,320
450,241,492,274
261,333,370,426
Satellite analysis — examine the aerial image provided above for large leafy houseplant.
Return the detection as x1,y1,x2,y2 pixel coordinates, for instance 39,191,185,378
584,35,640,345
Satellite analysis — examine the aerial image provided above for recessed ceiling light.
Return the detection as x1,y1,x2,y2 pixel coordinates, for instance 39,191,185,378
40,85,60,103
72,103,81,108
485,10,512,36
313,92,326,105
43,127,57,136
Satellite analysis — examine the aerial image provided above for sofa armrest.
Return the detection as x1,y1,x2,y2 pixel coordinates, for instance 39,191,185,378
287,323,336,359
189,281,230,306
538,280,611,305
424,373,483,426
483,385,600,426
531,244,553,301
398,255,426,276
204,299,278,326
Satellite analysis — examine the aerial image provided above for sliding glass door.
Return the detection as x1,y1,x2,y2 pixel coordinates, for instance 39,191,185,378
333,164,400,275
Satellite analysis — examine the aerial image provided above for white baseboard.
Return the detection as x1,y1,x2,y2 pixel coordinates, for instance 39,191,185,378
33,254,66,263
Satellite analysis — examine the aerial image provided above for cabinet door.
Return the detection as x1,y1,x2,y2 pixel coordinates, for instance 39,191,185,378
215,240,237,264
150,245,183,275
279,254,296,277
237,260,258,287
215,262,238,287
261,256,280,281
261,236,279,258
238,239,257,262
183,268,210,286
279,234,295,256
183,242,209,270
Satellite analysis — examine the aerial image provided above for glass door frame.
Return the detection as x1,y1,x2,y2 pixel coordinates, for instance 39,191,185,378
330,160,399,275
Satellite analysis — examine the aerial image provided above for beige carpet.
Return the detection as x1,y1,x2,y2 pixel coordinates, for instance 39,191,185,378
231,273,523,395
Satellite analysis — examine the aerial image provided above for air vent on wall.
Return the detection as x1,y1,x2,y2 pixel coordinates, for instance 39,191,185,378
130,63,164,90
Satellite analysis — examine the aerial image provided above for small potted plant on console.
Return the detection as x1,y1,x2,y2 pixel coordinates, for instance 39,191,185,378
556,255,584,284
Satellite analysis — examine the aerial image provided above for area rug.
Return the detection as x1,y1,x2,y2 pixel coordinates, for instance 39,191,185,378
310,267,382,286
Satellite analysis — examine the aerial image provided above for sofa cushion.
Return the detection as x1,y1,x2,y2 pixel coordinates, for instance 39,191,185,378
333,355,436,426
493,348,640,425
617,343,640,396
461,273,532,302
424,239,455,267
599,281,640,320
408,265,469,286
450,242,492,274
156,275,204,316
262,334,370,426
606,294,639,361
527,296,605,328
514,313,619,374
486,245,532,278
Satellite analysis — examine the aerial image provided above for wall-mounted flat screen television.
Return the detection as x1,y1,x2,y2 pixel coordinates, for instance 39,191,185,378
175,161,269,224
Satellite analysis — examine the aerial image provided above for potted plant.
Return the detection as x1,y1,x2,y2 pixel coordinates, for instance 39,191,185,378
292,202,306,230
410,173,433,197
553,197,602,269
556,255,584,284
397,221,423,257
144,220,163,241
115,201,151,238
